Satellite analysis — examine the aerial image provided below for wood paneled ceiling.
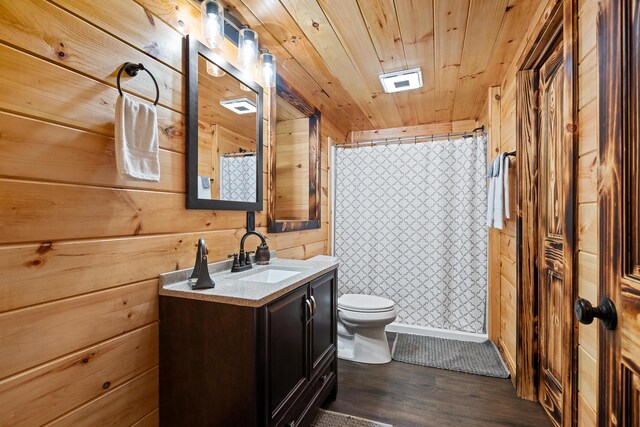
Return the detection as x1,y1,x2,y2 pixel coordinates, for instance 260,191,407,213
223,0,537,133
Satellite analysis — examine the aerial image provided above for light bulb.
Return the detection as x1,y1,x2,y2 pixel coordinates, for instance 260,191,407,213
201,0,225,77
260,51,276,88
238,27,258,82
204,16,221,49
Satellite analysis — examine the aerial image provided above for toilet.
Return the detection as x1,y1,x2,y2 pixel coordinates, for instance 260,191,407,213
337,294,397,364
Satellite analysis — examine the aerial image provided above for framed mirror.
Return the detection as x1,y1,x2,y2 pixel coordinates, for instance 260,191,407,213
185,35,264,211
268,76,321,232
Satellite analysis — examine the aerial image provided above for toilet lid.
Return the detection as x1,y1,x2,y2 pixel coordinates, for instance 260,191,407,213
338,294,395,313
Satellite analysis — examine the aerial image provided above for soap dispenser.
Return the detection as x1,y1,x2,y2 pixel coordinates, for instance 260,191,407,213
189,238,215,290
255,242,270,265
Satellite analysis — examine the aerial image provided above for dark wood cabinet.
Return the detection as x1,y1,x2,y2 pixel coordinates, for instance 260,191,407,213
266,285,310,421
160,269,337,427
310,273,336,375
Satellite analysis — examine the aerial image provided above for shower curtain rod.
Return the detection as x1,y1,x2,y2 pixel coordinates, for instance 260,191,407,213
222,151,256,158
334,128,487,148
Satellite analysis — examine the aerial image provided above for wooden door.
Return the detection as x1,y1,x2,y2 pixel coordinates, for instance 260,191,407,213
265,285,310,422
596,0,640,425
310,272,336,375
537,41,568,426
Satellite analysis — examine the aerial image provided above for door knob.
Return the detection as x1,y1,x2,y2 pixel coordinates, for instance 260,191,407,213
574,297,617,330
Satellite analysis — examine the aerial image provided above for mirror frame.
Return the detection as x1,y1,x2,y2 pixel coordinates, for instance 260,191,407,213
185,35,264,211
268,75,321,233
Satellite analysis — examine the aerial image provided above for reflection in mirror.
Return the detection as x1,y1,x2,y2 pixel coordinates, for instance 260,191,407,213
275,95,310,220
269,77,321,232
197,53,257,203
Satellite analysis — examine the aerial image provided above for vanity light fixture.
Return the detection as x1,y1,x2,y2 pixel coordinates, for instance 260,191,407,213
379,68,423,93
201,0,226,77
238,26,258,90
259,49,276,88
219,98,257,115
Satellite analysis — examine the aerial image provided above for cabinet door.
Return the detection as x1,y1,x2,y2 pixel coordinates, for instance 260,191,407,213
265,285,310,421
310,272,336,375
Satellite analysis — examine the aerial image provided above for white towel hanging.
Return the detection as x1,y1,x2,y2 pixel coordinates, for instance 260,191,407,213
503,155,511,220
115,94,160,181
486,157,498,227
492,153,505,229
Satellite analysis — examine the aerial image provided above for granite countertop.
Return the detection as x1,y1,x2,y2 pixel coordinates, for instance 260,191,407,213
159,255,339,307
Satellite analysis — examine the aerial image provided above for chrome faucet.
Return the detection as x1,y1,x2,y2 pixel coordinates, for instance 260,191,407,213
189,238,215,289
229,230,270,272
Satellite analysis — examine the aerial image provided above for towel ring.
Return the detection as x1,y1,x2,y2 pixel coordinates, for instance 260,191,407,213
116,62,160,106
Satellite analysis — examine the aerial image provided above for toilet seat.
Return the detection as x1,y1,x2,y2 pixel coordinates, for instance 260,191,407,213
338,306,397,326
338,294,395,313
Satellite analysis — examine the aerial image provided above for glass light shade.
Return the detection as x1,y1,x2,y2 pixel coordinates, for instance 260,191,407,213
201,0,225,77
201,0,224,50
238,27,258,86
260,52,276,88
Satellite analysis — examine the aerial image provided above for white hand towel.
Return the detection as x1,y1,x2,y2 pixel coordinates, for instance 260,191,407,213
503,155,511,219
492,153,506,229
115,94,160,181
486,158,497,227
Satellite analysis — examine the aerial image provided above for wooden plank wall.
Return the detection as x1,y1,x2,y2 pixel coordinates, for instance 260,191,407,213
575,0,598,424
485,0,599,423
486,85,502,346
350,120,477,143
482,0,553,386
496,65,519,380
0,0,344,424
478,4,555,383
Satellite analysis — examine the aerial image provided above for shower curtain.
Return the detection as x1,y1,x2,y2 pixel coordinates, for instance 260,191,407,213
334,136,487,333
219,156,257,202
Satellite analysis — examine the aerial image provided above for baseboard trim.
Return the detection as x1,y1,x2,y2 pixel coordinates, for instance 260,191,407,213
386,322,488,343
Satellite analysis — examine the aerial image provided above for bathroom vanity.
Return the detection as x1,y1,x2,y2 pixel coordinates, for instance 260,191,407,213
159,256,339,426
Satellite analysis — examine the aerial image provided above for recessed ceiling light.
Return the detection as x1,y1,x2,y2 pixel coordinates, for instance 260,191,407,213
219,98,256,114
379,68,423,93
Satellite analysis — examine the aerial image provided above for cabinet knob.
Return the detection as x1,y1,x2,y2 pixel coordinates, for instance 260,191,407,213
319,373,329,383
574,297,617,330
287,421,296,427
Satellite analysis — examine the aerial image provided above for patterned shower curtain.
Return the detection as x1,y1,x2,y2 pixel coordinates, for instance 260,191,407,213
219,156,257,202
334,136,487,333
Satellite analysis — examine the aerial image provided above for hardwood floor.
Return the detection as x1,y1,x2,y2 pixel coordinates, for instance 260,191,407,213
323,335,550,427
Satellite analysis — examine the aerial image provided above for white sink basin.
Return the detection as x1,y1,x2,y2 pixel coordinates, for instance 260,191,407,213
238,268,301,284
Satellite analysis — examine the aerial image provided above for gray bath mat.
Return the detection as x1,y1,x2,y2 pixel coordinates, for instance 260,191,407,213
391,333,510,378
311,409,392,427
